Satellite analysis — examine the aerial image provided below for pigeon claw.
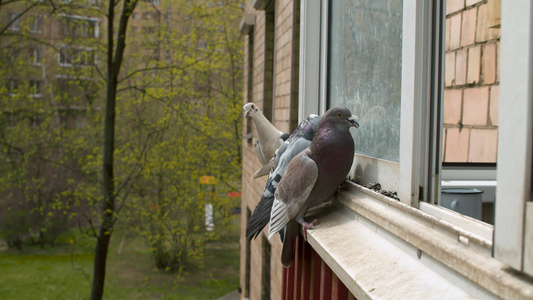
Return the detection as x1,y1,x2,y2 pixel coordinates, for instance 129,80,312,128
300,219,319,240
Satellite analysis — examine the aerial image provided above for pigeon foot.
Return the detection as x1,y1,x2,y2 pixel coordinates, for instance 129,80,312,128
300,219,318,240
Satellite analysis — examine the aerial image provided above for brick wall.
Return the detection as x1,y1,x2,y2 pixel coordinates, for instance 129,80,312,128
443,0,500,163
240,0,299,299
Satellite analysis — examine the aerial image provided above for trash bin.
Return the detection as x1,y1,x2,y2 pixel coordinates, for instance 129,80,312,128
441,188,483,220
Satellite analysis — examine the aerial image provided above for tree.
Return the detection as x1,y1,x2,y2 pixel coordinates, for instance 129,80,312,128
0,1,103,248
91,0,139,298
117,0,244,273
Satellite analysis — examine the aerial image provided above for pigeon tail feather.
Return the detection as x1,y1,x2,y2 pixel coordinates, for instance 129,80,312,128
281,221,298,267
268,197,290,240
246,192,275,239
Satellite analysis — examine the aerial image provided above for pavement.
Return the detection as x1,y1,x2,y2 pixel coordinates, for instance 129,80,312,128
215,290,240,300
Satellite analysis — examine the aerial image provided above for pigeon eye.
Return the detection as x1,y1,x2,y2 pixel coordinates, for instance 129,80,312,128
337,113,342,118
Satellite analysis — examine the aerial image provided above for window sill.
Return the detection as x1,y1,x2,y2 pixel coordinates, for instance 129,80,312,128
305,181,533,299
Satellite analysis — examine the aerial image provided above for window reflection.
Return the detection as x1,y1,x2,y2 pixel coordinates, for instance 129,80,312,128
328,0,403,161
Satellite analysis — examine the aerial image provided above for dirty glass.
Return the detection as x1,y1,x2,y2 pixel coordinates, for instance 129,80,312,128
328,0,403,161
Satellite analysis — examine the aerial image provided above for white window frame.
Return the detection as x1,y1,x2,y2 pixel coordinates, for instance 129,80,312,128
494,0,533,276
300,0,533,277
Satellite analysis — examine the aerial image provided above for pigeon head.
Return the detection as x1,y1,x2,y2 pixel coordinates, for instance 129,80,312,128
322,106,359,131
243,102,260,118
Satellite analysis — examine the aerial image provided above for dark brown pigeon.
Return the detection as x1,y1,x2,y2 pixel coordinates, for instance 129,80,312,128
268,107,359,267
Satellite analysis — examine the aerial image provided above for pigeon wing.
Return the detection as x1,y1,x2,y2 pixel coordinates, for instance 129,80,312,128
268,150,318,239
251,158,275,179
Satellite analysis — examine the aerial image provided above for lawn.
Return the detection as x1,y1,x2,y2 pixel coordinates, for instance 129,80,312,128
0,216,241,300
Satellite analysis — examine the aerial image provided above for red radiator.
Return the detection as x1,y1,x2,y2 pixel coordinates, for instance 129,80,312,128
282,235,355,300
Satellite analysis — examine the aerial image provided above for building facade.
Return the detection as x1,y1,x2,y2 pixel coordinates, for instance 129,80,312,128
240,0,533,299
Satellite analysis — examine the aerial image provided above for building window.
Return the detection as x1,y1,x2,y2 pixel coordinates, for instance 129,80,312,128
261,236,271,300
244,209,251,298
59,47,73,66
60,16,99,38
263,3,275,122
142,26,155,33
30,15,43,34
29,46,43,65
143,12,153,19
6,79,19,96
6,46,20,64
245,30,254,144
9,13,21,31
145,0,160,5
328,0,403,161
29,80,42,98
59,46,96,67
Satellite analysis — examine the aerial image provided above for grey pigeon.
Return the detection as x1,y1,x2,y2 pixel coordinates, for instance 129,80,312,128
243,103,289,178
268,107,359,267
246,114,322,240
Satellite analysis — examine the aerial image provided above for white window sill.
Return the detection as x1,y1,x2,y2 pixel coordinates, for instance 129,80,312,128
305,181,533,299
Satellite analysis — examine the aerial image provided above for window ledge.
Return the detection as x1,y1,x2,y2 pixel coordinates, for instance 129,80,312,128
305,181,533,300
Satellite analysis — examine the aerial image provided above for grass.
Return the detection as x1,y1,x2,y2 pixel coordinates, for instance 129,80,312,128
0,215,241,300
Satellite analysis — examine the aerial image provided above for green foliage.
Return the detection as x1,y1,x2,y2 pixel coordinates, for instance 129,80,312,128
117,0,244,272
0,0,243,284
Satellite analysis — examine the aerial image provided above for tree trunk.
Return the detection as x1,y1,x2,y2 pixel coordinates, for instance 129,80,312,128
90,0,137,299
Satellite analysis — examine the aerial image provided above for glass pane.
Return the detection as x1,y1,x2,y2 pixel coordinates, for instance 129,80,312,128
328,0,403,161
440,0,500,225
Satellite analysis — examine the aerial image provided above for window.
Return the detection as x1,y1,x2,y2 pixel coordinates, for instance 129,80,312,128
60,16,99,38
9,13,21,31
85,0,99,6
263,3,275,122
30,15,43,34
301,0,533,280
328,0,402,161
59,47,73,66
245,30,254,144
261,236,271,300
59,46,96,67
29,80,42,98
29,46,42,65
6,79,19,95
6,46,20,64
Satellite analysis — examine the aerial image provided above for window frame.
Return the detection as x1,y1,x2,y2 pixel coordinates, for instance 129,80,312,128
29,46,43,66
300,0,532,274
493,0,533,276
29,15,43,34
29,79,42,98
9,12,21,32
300,0,429,204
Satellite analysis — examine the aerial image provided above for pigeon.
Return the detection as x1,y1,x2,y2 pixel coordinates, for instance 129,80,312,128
268,107,359,267
246,113,322,240
243,103,290,178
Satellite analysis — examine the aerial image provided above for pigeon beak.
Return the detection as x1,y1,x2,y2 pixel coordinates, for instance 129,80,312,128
347,117,359,128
